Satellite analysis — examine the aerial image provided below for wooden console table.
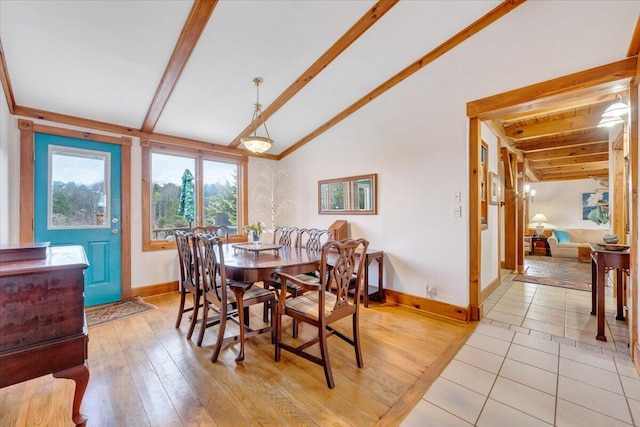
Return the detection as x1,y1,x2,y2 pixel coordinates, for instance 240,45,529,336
362,250,384,307
0,244,90,426
589,243,630,342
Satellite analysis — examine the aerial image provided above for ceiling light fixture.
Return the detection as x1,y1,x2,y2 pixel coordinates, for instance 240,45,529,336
598,94,628,128
240,77,273,154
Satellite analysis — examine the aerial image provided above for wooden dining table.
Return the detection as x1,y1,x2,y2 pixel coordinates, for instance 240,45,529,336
219,243,321,363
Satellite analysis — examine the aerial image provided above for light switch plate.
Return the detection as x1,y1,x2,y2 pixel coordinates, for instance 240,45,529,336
452,191,461,203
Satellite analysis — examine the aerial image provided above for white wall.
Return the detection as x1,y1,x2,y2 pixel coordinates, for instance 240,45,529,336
0,85,9,244
481,123,499,291
0,91,19,245
527,180,611,231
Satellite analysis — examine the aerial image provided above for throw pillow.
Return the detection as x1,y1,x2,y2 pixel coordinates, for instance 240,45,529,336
553,229,570,243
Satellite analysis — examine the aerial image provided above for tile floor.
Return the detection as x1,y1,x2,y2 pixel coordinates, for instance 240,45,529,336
401,271,638,426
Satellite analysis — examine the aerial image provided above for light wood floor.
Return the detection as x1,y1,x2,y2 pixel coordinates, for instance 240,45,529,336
0,293,474,427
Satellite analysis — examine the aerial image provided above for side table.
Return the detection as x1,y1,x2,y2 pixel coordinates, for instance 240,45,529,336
530,236,551,256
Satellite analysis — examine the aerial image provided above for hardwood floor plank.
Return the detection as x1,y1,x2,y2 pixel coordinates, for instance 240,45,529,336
0,380,25,426
0,292,473,426
114,317,185,426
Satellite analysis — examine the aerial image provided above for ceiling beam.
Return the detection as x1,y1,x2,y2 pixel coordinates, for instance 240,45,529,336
13,104,276,158
140,0,218,133
513,128,609,151
0,38,16,114
528,153,609,168
524,141,609,161
467,57,637,120
228,0,399,148
504,111,605,140
279,0,527,159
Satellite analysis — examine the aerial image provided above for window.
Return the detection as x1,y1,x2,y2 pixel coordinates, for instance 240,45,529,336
49,145,110,228
142,140,247,250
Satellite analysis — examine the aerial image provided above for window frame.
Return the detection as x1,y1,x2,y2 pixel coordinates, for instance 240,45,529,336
141,139,248,251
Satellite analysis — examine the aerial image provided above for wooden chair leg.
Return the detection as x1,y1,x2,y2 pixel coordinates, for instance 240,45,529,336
197,301,209,346
318,323,334,389
175,289,187,328
262,282,271,323
353,313,363,368
211,310,227,363
186,291,200,340
275,304,282,362
292,289,300,338
270,298,275,344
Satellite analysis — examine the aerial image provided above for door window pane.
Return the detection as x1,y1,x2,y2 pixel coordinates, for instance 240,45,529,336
203,160,239,235
151,153,196,240
48,146,110,228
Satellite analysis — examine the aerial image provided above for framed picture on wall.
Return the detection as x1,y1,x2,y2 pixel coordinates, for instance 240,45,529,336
582,191,609,224
488,172,499,205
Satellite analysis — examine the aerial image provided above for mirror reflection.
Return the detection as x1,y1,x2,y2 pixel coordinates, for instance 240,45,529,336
318,174,377,215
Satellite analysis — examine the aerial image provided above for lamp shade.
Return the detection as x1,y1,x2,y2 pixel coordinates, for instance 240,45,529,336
530,213,547,236
530,213,548,223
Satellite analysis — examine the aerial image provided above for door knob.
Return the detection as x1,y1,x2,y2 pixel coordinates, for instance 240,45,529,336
112,228,119,235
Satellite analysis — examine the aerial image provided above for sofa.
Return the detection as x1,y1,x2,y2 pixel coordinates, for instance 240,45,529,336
547,229,608,258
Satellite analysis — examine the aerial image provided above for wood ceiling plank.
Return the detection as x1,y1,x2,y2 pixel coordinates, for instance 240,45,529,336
140,0,218,133
528,153,609,168
532,161,609,174
467,57,637,120
504,111,604,140
524,141,608,160
0,39,16,114
280,0,527,159
497,91,621,123
513,128,609,151
535,171,608,181
229,0,399,148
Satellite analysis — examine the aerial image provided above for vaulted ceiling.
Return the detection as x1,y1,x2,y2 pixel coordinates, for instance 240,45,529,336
1,0,639,179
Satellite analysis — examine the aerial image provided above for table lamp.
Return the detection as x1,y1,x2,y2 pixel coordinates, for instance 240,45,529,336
530,213,548,236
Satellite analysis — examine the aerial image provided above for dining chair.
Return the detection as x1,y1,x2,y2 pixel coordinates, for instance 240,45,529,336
273,238,369,388
263,226,299,322
192,225,230,242
195,233,276,362
174,230,202,340
295,228,332,251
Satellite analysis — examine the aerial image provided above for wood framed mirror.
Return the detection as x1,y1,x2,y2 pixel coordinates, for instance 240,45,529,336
318,173,377,215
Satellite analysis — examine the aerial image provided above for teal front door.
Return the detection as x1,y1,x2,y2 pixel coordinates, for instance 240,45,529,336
34,133,122,306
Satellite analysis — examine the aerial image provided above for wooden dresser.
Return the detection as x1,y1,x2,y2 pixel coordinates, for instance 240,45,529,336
0,244,90,426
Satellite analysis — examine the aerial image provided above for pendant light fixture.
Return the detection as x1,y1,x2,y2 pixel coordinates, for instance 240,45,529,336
240,77,273,154
598,94,628,128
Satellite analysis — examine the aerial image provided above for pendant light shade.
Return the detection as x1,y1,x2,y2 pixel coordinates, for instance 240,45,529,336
598,94,628,128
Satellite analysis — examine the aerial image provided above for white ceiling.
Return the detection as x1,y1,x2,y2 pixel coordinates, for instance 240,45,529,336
0,1,638,157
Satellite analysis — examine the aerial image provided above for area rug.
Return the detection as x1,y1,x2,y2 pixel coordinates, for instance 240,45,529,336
86,296,157,328
513,255,593,291
513,274,591,292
